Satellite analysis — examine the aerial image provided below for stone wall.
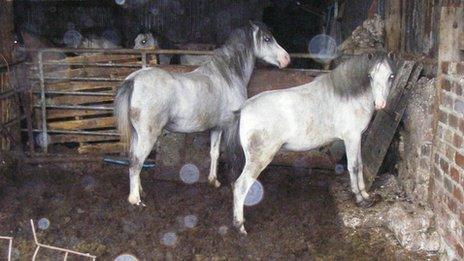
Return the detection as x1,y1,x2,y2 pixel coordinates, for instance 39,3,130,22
432,61,464,259
397,77,436,206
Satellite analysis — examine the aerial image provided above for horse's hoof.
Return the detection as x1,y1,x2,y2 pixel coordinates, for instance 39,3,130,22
233,221,247,235
208,179,221,188
128,195,142,206
356,194,381,208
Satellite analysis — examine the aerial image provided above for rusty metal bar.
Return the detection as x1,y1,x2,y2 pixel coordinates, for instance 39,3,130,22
28,62,143,68
32,104,113,110
28,47,330,60
37,51,48,153
30,76,124,82
32,90,114,96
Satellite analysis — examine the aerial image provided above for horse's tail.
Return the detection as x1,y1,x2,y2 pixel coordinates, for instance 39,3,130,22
114,79,135,151
223,110,244,184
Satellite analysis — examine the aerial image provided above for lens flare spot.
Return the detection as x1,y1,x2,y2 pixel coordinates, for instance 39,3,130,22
244,180,264,206
218,225,228,236
35,133,50,149
37,218,50,230
183,215,198,229
161,232,177,247
114,254,138,261
63,30,82,48
81,175,96,191
335,164,345,174
179,163,200,184
308,34,337,63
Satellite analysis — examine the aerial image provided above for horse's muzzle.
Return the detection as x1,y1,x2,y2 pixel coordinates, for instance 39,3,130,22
278,52,291,68
375,99,387,110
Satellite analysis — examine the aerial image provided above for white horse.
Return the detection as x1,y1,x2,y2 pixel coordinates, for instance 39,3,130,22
229,52,395,234
115,22,290,206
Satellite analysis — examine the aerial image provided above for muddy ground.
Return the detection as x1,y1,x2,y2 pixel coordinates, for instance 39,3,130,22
0,161,437,260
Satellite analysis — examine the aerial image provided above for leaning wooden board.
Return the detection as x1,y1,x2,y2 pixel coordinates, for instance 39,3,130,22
362,60,423,190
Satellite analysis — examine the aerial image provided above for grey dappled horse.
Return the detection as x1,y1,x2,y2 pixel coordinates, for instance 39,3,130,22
230,52,396,234
115,22,290,206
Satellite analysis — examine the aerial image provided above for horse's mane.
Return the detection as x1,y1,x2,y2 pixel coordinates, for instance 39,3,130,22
205,23,262,88
328,52,395,97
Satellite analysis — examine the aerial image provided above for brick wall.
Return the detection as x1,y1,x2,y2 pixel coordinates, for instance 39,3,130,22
432,61,464,259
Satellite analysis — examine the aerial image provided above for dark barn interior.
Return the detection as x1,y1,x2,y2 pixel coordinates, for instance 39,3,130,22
0,0,463,260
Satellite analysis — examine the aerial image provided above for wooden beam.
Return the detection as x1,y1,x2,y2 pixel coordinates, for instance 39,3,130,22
0,0,14,63
78,142,124,154
385,0,402,52
48,116,115,130
438,5,464,62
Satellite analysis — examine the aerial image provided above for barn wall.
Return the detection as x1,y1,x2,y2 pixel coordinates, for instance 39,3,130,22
386,0,441,207
0,0,21,176
431,1,464,259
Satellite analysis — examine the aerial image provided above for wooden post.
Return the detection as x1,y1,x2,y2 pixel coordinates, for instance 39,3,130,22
0,0,14,63
437,4,463,62
385,0,402,52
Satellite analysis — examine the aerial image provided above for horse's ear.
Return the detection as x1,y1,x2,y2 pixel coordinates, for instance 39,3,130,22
249,20,259,31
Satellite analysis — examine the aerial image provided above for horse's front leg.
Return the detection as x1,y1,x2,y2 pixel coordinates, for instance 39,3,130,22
344,135,379,208
208,129,222,188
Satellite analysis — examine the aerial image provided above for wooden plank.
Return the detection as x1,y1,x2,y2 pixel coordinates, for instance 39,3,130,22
48,116,115,130
50,134,119,144
46,95,114,105
45,67,136,79
63,54,140,64
46,81,118,91
362,61,422,190
78,142,124,154
44,108,111,120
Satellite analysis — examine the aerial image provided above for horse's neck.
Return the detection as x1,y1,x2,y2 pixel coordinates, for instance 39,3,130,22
207,45,255,93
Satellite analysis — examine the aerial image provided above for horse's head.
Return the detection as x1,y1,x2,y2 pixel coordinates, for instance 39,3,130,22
249,21,290,68
133,33,158,49
368,52,395,110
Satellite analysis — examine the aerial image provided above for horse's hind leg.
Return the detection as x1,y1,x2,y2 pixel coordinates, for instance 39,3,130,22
233,134,281,234
208,129,222,188
128,113,167,205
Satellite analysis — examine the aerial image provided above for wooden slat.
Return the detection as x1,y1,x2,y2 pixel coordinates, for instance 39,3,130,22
46,95,114,105
362,61,422,190
44,108,111,120
45,67,136,79
78,142,124,154
63,54,140,63
48,116,115,130
50,134,119,144
46,81,118,91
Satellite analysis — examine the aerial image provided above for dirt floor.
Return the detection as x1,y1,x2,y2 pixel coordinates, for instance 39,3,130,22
0,160,438,260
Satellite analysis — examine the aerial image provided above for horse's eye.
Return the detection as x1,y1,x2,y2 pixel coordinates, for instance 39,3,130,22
264,37,271,43
13,40,18,44
142,40,147,44
368,74,372,79
389,74,395,79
